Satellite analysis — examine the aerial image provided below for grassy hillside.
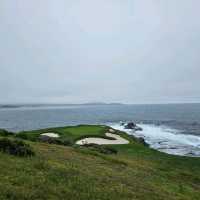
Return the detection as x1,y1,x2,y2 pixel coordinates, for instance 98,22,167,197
0,125,200,200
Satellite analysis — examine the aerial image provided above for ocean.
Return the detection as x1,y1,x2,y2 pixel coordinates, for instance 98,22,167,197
0,103,200,156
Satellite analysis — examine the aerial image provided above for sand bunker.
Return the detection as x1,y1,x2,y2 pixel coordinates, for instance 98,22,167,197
76,132,129,145
41,133,60,138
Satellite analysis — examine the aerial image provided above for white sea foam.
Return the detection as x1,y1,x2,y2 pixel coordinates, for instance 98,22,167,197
109,123,200,157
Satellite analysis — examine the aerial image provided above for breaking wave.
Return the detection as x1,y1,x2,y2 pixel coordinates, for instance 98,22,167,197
110,123,200,157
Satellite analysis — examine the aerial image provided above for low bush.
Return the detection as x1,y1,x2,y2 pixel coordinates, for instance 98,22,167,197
0,129,14,137
62,139,73,146
82,143,118,155
15,132,38,141
0,138,35,157
38,135,72,146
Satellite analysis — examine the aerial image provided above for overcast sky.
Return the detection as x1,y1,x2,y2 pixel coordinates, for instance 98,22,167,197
0,0,200,104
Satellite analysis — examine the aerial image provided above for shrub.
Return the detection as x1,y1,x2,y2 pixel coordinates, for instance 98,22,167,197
0,138,35,157
38,135,72,146
0,129,14,137
15,132,34,141
82,143,118,155
62,139,73,146
15,132,29,140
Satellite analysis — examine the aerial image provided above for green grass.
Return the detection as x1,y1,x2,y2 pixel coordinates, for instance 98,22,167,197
0,125,200,200
15,125,110,143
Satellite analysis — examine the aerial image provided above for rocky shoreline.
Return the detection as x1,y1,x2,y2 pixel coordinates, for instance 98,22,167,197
111,122,200,157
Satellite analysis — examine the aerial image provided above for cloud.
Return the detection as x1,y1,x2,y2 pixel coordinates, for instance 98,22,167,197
0,0,200,103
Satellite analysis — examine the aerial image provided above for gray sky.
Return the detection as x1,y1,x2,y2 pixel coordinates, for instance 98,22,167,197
0,0,200,104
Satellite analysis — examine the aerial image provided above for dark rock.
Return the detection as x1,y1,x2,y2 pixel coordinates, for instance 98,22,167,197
124,122,136,129
120,121,125,126
38,135,62,145
137,137,149,147
124,122,143,131
39,135,54,143
158,140,168,145
134,126,143,131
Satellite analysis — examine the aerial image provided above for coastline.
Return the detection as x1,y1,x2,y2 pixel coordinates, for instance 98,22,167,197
110,123,200,157
0,124,200,199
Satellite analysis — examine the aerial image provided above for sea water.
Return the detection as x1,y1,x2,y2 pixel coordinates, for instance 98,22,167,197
110,123,200,157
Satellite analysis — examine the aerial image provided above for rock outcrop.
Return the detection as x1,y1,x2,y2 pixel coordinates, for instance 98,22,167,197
137,137,149,147
124,122,136,129
124,122,143,131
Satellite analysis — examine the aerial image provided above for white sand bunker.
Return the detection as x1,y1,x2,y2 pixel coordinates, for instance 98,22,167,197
76,132,129,145
41,133,60,138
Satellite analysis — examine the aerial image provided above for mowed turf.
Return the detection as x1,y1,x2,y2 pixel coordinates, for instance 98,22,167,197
15,125,110,143
0,125,200,200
